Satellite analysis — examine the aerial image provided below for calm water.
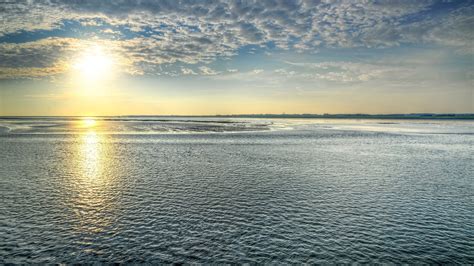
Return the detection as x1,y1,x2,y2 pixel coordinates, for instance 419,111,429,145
1,117,473,263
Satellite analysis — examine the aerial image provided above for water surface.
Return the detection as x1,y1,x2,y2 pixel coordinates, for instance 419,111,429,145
1,117,473,263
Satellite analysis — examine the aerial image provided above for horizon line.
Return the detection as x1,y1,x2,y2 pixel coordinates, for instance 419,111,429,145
0,113,473,118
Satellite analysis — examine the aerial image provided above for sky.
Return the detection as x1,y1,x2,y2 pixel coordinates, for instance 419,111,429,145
0,0,473,116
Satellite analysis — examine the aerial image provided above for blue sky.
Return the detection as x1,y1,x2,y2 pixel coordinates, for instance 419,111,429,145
0,0,472,115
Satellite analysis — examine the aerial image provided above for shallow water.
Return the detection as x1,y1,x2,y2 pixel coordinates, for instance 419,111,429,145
1,117,473,263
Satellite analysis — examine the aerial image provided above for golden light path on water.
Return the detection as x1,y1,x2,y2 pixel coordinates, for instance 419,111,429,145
69,118,119,237
81,131,101,180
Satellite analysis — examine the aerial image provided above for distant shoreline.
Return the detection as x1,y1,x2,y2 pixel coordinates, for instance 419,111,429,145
213,114,474,120
1,114,473,120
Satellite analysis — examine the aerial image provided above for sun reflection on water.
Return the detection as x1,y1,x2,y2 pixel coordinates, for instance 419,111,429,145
68,122,119,237
82,118,97,128
81,131,101,180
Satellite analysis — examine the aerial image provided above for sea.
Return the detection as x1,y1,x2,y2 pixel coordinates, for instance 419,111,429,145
0,117,473,263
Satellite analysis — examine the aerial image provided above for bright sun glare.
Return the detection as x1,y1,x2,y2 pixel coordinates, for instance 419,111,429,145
82,118,97,128
74,47,113,80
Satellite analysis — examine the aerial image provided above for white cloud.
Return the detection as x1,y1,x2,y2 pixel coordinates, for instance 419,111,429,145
199,66,219,75
0,1,472,79
181,67,197,75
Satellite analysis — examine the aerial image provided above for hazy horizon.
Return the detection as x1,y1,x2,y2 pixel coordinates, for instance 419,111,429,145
0,112,474,118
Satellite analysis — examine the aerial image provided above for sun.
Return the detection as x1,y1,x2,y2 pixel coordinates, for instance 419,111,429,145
73,46,114,80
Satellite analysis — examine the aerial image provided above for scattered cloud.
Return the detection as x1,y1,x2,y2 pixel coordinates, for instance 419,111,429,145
282,61,405,82
199,66,220,76
0,1,472,79
181,67,197,75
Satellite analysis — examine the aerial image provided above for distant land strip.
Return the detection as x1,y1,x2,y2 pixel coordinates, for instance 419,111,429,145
1,114,473,120
211,113,474,119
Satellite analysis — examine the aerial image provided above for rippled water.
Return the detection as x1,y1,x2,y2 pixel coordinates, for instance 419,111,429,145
1,117,473,263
